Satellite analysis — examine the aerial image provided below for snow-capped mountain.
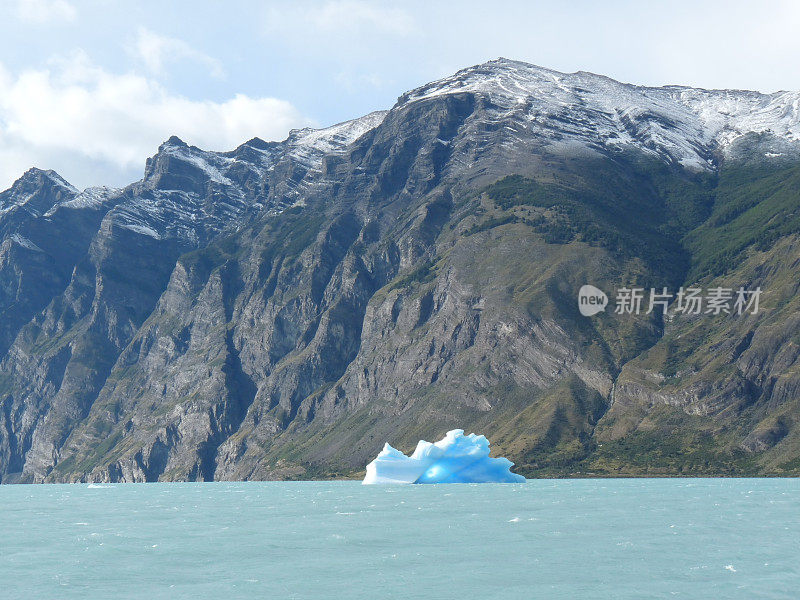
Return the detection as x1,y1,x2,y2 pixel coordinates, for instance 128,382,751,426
6,59,797,248
399,58,800,169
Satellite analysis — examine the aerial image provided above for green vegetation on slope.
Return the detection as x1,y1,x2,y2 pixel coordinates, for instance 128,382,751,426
686,163,800,280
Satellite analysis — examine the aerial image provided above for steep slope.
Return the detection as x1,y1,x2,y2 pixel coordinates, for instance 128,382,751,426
592,160,800,475
1,59,800,483
0,170,122,478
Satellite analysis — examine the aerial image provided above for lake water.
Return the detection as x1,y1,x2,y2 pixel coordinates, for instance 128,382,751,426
1,479,798,599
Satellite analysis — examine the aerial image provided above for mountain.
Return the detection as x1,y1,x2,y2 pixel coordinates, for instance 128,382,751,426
1,58,799,483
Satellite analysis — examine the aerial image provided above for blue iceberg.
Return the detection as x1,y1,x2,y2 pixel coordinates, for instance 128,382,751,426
363,429,525,484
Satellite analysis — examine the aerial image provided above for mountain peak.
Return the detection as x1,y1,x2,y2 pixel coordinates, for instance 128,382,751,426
486,57,560,72
161,135,189,150
2,167,76,201
0,168,78,216
19,168,76,190
242,136,272,150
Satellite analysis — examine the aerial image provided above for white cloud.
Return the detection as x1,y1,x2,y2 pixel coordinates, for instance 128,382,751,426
0,52,313,190
15,0,76,23
310,1,415,36
131,28,225,79
261,0,417,94
333,70,392,92
265,0,415,39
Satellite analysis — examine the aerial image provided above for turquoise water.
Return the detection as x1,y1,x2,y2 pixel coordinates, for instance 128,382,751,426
1,479,798,599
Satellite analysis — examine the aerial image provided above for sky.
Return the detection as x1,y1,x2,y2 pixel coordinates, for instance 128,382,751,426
1,0,799,191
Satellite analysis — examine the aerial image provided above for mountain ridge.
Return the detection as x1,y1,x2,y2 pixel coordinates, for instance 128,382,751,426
1,59,799,483
399,58,800,171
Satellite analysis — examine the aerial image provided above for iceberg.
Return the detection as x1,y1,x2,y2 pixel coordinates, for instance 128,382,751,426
363,429,525,484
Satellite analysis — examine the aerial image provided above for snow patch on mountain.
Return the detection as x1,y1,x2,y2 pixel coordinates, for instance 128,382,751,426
112,187,248,244
158,143,236,186
286,110,388,169
7,233,44,252
44,186,118,217
122,223,161,240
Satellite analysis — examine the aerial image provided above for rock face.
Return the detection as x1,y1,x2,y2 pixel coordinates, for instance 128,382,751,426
1,58,800,483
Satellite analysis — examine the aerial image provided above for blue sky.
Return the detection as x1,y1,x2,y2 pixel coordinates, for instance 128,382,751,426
1,0,799,190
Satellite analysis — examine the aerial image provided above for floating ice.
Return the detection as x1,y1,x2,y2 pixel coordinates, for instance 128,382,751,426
363,429,525,484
